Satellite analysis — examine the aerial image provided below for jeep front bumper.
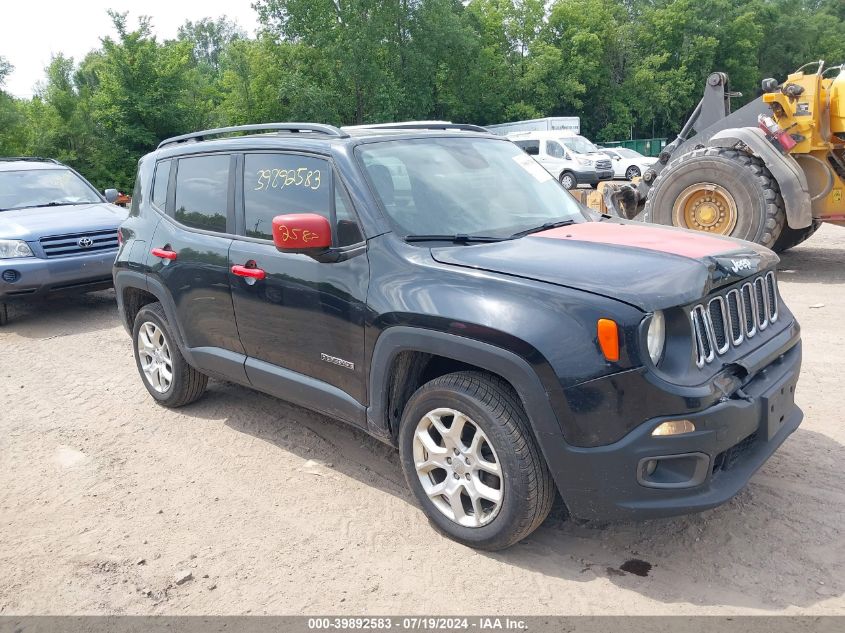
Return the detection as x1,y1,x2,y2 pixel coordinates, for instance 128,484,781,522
551,338,802,521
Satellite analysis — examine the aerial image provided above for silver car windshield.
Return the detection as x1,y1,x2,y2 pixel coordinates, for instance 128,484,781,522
358,137,586,238
0,168,102,211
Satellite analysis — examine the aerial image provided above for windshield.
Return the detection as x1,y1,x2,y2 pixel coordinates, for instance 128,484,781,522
616,148,643,158
560,136,599,155
357,137,586,238
0,168,102,211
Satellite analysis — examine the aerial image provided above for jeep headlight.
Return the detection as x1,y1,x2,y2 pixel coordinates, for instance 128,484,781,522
0,240,34,259
646,310,666,365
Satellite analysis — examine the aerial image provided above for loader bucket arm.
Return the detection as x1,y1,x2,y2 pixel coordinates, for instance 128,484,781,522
605,72,771,219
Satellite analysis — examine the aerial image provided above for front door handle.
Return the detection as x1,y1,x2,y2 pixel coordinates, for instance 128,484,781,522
151,247,177,260
231,264,266,280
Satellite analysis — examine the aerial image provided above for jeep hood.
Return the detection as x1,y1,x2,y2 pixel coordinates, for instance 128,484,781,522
0,203,128,240
430,221,779,311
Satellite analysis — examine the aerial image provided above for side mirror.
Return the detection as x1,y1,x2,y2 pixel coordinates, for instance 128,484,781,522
104,188,119,203
613,156,621,161
272,213,332,253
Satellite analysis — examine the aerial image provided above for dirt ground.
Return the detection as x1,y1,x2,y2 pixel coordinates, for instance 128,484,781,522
1,225,844,616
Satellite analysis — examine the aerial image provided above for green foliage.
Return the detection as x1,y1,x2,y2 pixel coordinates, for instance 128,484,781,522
2,0,844,190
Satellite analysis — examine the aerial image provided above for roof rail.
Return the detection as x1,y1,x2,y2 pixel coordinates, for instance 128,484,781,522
157,123,349,149
342,121,490,134
0,156,63,164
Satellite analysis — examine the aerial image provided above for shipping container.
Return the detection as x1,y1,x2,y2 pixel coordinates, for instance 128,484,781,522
486,117,581,136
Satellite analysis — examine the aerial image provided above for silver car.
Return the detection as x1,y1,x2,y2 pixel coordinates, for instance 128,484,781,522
0,157,128,325
602,148,658,181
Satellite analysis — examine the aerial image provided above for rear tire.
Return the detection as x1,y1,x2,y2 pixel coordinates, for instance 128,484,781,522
625,165,641,180
132,302,208,407
771,220,821,252
644,147,785,248
0,303,7,326
559,171,577,190
398,371,556,550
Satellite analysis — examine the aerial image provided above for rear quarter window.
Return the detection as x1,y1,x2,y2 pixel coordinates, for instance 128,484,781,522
152,160,171,210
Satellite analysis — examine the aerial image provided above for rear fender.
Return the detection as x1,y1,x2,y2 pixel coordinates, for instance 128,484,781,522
113,270,192,363
708,127,812,229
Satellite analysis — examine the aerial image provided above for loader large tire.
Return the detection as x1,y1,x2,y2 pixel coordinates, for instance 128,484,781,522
771,220,821,252
644,147,786,249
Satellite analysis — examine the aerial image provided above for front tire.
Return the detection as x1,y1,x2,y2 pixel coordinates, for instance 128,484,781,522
132,302,208,407
398,371,556,550
559,171,577,190
644,147,785,248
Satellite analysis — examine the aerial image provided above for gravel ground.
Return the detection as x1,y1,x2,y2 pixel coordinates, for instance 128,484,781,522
1,224,844,615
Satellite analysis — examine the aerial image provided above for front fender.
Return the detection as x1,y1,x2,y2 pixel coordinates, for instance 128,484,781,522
709,127,812,229
367,325,567,460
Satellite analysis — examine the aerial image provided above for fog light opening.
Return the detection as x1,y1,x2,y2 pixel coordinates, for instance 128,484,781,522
651,419,696,437
644,459,658,476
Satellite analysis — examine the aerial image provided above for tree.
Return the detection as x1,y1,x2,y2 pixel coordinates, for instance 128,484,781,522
0,56,12,86
0,56,28,155
178,16,245,71
89,11,198,188
4,0,845,189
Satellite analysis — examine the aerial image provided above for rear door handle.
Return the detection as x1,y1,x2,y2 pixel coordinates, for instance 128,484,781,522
231,264,266,280
151,247,177,261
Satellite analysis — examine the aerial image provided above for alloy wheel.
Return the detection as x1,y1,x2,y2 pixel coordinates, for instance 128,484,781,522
137,321,173,394
412,407,503,528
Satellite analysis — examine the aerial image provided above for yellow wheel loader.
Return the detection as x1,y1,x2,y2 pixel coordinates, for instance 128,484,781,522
608,60,845,251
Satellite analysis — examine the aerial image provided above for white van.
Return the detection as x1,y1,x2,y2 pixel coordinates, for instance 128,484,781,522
506,130,614,189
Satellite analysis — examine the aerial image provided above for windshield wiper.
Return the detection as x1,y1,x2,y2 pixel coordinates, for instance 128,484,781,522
405,234,506,244
4,201,93,211
509,219,577,239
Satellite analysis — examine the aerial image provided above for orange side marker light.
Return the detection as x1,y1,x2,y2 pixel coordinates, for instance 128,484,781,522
597,318,620,362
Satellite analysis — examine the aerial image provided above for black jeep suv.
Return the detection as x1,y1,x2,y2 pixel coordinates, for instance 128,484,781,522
114,122,802,550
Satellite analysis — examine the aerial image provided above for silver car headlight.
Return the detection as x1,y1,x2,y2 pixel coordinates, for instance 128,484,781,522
0,240,34,259
646,310,666,365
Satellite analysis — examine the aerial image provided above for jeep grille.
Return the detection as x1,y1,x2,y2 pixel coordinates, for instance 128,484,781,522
691,271,779,368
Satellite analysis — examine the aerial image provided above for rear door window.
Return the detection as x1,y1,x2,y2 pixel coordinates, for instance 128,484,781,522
174,154,230,232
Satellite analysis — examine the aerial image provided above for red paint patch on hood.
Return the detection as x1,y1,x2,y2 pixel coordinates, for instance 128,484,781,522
534,222,738,259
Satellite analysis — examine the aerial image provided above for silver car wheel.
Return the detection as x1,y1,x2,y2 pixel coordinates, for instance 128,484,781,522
413,407,504,528
560,173,576,189
137,321,173,394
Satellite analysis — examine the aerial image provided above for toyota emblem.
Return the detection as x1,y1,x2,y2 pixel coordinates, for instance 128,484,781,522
77,237,94,248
